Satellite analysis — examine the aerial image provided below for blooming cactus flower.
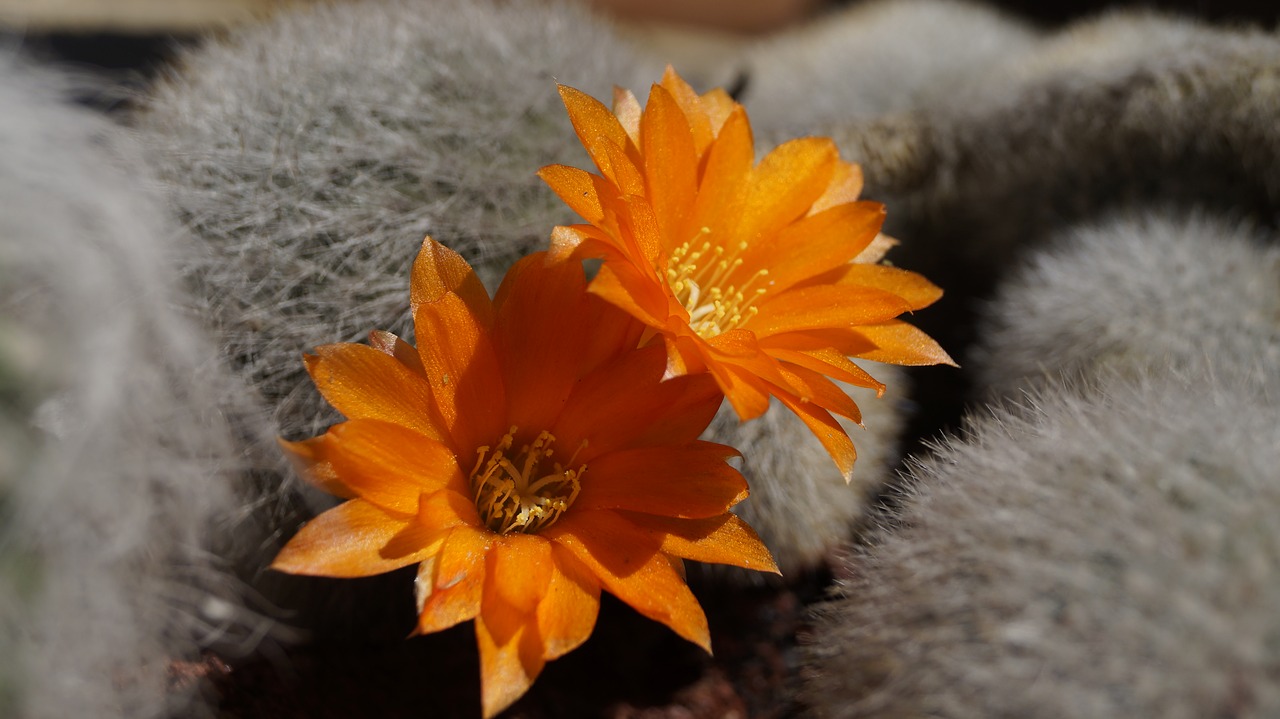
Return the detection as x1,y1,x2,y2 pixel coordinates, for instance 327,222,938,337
539,67,953,479
273,237,776,716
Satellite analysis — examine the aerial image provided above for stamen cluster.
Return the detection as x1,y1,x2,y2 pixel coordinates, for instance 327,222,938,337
471,427,583,534
666,229,770,338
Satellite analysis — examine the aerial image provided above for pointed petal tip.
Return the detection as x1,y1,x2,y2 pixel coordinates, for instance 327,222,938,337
839,453,857,483
754,556,782,576
556,82,589,108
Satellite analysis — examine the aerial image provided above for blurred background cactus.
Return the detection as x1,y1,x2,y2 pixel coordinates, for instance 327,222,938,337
0,57,261,719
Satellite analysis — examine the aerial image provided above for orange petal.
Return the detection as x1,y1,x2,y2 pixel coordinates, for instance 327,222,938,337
757,326,878,358
616,185,666,267
546,509,710,652
552,345,722,462
538,164,604,224
772,386,857,482
599,135,646,198
368,329,427,377
304,343,444,441
854,233,898,264
417,525,490,634
487,534,554,615
612,86,642,146
418,568,485,635
548,224,585,261
617,511,778,574
414,555,438,610
749,285,913,338
818,263,944,310
409,238,507,452
410,236,494,326
382,489,479,559
574,441,747,518
413,291,506,455
621,372,724,450
707,361,772,421
690,106,752,241
737,201,884,294
660,65,713,156
854,320,958,366
587,183,663,269
434,524,492,591
271,499,422,578
558,83,641,182
810,160,864,215
491,252,595,433
548,224,621,264
476,539,551,716
703,329,788,420
641,84,699,250
699,88,737,134
767,346,886,394
578,292,649,378
661,333,695,379
277,435,354,499
667,555,687,581
476,605,545,719
536,545,601,660
774,362,864,424
734,137,836,248
588,260,669,330
323,420,464,513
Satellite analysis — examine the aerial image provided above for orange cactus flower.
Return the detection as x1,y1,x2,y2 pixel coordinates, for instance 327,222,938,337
272,237,777,718
539,67,954,480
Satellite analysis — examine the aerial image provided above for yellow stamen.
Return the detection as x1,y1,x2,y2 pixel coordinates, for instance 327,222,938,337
471,427,584,534
666,228,769,338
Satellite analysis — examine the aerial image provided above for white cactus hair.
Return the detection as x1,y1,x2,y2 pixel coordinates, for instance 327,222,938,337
0,56,260,718
973,212,1280,397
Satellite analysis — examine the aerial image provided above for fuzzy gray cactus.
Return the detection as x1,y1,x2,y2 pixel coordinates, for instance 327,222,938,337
973,212,1280,398
803,368,1280,719
137,0,660,445
740,0,1038,130
0,58,258,719
808,11,1280,298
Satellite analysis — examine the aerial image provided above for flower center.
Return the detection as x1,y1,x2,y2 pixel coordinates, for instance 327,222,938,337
666,228,769,339
470,427,584,535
